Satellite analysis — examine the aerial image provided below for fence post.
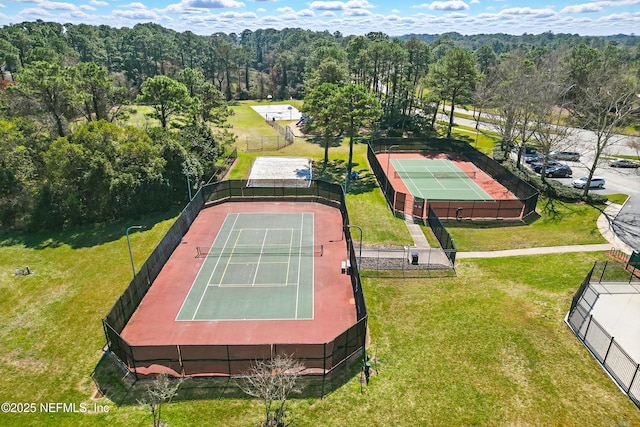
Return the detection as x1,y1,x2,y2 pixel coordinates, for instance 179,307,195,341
582,315,593,341
599,261,607,283
628,364,640,396
604,337,615,363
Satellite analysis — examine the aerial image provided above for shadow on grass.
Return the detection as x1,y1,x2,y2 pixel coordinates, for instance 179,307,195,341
442,218,529,229
304,135,343,150
91,350,361,405
0,207,182,250
313,159,377,195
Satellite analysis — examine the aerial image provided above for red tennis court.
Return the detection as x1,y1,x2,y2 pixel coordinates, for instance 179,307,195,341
120,201,356,348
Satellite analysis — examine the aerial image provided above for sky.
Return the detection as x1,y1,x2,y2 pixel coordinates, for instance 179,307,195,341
1,0,639,37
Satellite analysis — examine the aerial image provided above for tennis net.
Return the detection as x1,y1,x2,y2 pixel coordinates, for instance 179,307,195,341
394,170,476,179
196,244,323,258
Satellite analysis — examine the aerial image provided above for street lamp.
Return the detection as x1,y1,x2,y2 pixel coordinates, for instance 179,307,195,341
385,145,399,198
184,157,194,201
346,224,363,271
126,225,144,278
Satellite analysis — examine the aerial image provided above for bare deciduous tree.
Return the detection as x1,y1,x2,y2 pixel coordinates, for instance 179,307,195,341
239,355,305,427
138,372,185,427
567,64,639,196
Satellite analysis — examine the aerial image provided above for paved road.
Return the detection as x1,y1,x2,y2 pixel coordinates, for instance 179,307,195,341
439,108,640,251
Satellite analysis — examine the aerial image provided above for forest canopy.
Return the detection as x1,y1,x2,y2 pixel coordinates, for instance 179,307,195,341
1,21,639,229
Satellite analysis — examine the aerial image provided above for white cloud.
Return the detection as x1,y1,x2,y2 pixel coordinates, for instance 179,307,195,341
162,0,244,14
257,7,266,12
561,4,603,13
181,0,244,9
90,0,109,5
18,7,53,18
429,1,469,11
70,11,92,18
344,8,372,16
112,8,159,19
38,1,79,11
498,7,556,18
309,0,374,11
127,2,148,10
218,11,258,18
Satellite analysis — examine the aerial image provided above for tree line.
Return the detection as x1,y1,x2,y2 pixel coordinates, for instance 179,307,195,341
1,21,639,230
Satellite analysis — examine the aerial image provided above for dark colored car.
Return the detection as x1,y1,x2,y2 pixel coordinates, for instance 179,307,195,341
545,164,573,177
608,158,640,168
531,160,561,173
524,153,540,163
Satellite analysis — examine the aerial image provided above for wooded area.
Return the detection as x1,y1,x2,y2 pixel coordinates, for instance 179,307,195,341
1,21,639,229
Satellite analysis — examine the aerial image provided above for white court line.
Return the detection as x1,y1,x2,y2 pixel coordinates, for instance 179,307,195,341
176,213,239,321
443,159,494,200
191,215,242,320
393,160,430,200
295,213,304,318
251,229,268,287
184,212,315,321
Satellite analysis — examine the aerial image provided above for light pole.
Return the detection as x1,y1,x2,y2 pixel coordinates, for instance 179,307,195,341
126,225,144,278
346,224,363,270
385,145,399,198
184,157,193,201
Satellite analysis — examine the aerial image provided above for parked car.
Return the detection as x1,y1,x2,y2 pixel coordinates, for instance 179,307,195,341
572,176,605,189
549,150,581,161
524,153,540,163
608,158,640,168
531,160,561,173
545,164,573,177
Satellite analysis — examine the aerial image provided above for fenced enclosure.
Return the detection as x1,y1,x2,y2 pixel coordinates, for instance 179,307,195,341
98,180,367,398
352,205,456,278
243,135,292,151
566,261,640,409
368,139,539,221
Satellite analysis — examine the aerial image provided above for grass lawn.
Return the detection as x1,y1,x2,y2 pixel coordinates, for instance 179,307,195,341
441,196,607,252
2,101,638,427
2,228,638,426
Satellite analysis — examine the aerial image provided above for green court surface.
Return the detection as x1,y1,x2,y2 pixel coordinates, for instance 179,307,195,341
391,158,494,201
176,212,316,321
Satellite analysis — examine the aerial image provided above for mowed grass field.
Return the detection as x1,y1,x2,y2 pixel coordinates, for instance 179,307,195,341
1,101,639,426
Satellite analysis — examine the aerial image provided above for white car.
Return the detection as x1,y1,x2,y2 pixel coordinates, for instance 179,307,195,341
572,176,605,189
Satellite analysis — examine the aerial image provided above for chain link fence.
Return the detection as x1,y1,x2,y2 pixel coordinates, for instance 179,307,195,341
97,180,367,398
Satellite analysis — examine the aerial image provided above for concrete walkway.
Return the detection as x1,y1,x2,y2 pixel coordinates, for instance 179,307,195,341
456,202,634,259
404,215,430,248
395,202,633,260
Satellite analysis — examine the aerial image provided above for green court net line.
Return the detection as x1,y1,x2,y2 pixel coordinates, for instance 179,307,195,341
196,244,323,258
394,170,476,179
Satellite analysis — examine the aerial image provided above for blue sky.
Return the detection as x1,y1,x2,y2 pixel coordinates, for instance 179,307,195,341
1,0,639,36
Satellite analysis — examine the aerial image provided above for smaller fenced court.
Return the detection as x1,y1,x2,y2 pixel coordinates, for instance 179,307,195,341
177,212,317,321
368,141,538,220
